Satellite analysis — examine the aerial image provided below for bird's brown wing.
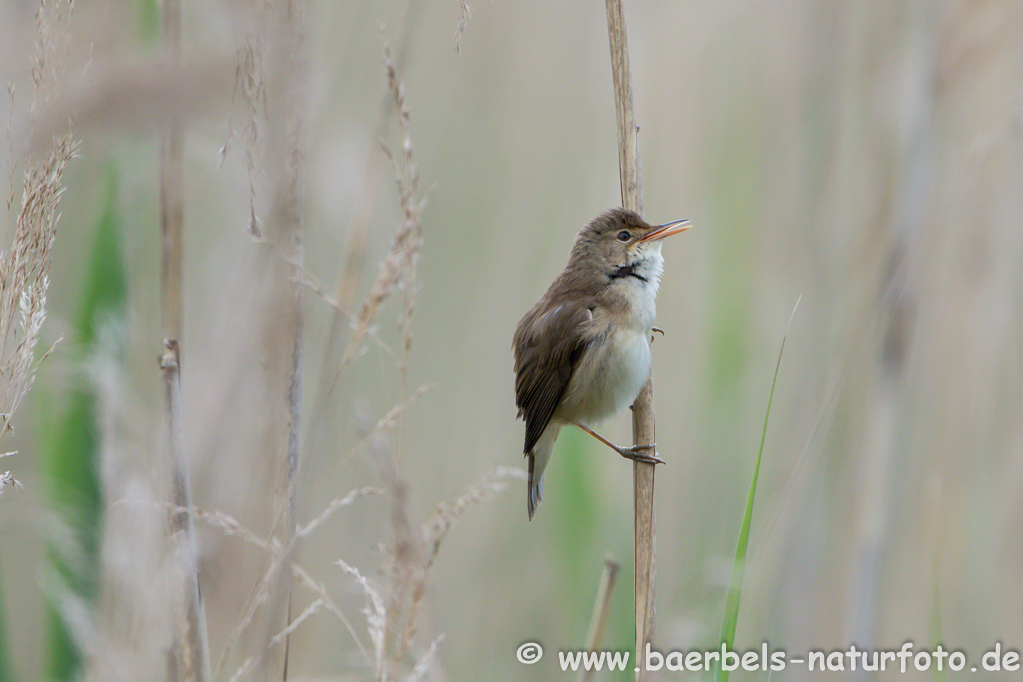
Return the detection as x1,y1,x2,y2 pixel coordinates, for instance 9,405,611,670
513,299,593,455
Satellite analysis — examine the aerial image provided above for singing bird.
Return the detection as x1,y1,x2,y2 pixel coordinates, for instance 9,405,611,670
513,208,690,519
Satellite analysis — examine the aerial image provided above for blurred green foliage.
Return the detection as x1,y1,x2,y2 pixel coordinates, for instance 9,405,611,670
551,430,634,681
138,0,160,45
42,169,126,680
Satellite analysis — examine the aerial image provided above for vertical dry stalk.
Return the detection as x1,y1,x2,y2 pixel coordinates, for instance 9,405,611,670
161,0,183,343
374,41,426,677
604,1,657,678
579,557,620,682
215,0,306,674
162,341,212,682
159,0,206,674
258,0,306,677
158,1,211,678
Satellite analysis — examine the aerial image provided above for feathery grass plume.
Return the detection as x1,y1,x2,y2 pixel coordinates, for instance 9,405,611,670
0,0,78,492
331,1,422,316
331,41,424,388
383,39,423,466
0,134,72,441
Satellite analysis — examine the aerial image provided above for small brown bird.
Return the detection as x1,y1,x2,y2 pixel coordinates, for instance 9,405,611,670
513,208,691,519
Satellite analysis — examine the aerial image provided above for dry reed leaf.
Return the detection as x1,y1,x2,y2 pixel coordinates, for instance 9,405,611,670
455,2,472,54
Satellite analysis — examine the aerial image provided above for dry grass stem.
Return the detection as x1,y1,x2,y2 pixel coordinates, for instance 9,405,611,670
270,597,323,644
231,0,309,676
408,633,445,682
579,557,620,682
204,507,367,677
297,485,384,539
399,467,525,655
287,563,370,665
605,1,658,678
255,232,401,357
336,465,524,680
227,656,257,682
214,546,370,679
335,383,433,473
156,0,212,677
175,485,379,676
336,559,388,677
371,383,433,434
312,60,429,673
419,466,526,552
160,0,184,341
161,341,212,682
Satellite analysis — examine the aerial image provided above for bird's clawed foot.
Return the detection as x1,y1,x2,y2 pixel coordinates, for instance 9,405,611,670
573,423,666,465
614,442,665,465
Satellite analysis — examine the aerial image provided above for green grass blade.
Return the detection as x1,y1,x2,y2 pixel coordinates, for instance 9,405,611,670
714,297,799,682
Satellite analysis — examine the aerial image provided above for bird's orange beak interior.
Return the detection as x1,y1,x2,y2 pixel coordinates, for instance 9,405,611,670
639,219,692,242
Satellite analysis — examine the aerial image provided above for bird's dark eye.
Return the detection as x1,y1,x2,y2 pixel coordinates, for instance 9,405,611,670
616,230,631,242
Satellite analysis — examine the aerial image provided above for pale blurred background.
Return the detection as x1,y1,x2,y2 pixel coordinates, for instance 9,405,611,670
1,1,1022,680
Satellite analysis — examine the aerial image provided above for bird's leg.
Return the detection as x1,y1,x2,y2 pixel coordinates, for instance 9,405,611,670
573,423,665,465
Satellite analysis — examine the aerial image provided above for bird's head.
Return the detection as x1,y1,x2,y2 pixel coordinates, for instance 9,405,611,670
569,208,691,284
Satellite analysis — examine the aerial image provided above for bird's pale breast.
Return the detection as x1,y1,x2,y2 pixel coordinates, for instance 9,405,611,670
556,320,652,427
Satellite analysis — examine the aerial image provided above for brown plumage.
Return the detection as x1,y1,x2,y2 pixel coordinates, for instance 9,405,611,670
513,208,690,519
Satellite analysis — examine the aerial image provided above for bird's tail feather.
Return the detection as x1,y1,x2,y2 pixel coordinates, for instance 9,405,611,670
526,425,560,520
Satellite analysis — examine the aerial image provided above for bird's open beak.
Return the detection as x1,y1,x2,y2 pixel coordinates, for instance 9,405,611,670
639,219,692,242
